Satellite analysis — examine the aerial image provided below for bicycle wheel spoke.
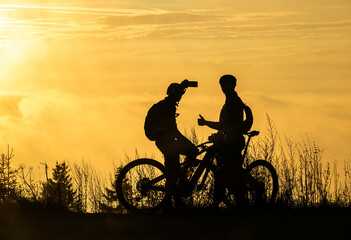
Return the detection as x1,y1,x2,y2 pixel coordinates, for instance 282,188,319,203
149,185,165,192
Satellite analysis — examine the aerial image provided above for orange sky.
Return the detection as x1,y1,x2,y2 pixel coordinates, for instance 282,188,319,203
0,0,350,175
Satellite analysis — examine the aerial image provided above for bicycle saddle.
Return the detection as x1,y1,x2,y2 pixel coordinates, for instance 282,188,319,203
246,130,260,137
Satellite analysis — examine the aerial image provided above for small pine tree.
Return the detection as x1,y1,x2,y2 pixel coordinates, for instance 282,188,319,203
0,146,19,203
41,161,77,210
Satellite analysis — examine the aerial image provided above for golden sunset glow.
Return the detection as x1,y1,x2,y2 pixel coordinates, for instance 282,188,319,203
0,0,350,173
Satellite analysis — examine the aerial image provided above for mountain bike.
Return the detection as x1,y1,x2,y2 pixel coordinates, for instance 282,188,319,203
116,131,278,213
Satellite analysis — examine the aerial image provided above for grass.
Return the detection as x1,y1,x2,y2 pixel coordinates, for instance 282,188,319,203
0,116,350,212
245,116,351,208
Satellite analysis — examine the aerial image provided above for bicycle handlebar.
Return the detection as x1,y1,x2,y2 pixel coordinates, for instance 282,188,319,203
196,130,260,149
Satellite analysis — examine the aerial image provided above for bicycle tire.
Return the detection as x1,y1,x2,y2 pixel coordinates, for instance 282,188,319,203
116,158,167,213
246,160,278,206
224,160,278,208
175,160,217,209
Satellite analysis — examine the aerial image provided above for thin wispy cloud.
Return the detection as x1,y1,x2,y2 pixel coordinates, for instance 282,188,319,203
98,12,225,27
0,4,168,16
326,4,351,9
0,4,313,41
150,21,351,39
229,11,305,21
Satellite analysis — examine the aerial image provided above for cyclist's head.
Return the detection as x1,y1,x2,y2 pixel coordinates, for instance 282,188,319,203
166,83,186,102
219,74,237,87
167,83,180,96
219,74,237,95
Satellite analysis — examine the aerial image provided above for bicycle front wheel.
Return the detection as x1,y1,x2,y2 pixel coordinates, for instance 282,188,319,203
116,158,167,213
176,160,216,209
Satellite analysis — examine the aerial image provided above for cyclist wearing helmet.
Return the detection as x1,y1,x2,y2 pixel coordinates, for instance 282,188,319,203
198,74,252,166
144,80,198,197
198,74,253,205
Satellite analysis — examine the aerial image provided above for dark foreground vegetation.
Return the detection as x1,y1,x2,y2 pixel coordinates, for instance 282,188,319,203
0,117,350,239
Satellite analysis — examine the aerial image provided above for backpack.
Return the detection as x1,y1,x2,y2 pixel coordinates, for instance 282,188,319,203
144,101,167,141
242,105,253,133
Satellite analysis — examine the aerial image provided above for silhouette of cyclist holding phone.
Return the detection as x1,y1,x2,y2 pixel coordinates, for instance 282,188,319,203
144,79,198,198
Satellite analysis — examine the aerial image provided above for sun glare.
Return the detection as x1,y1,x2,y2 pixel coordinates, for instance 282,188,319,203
0,37,35,85
0,7,38,69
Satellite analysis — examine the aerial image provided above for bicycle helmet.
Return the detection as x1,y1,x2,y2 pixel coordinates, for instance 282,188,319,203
219,74,237,86
167,83,181,95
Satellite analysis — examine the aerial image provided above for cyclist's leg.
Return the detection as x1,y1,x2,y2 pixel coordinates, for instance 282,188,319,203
156,136,179,185
155,135,181,203
176,135,198,160
213,167,226,206
156,134,198,209
221,138,247,206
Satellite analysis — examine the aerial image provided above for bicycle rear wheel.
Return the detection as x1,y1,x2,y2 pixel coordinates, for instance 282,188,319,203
224,160,278,208
116,158,167,213
246,160,278,206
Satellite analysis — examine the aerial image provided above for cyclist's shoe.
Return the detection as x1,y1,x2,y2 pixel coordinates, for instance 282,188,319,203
162,197,183,214
254,181,266,206
175,182,192,198
165,183,178,198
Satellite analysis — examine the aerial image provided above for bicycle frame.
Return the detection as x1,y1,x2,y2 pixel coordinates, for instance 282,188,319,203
181,130,260,193
149,131,260,195
143,145,216,194
182,145,216,190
